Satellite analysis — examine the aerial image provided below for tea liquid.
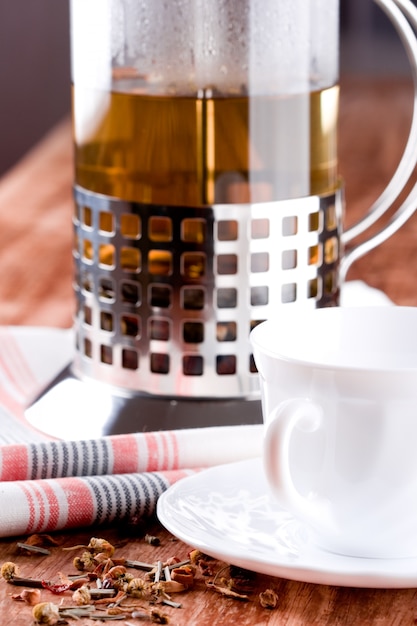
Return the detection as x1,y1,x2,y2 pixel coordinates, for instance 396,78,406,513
73,85,339,206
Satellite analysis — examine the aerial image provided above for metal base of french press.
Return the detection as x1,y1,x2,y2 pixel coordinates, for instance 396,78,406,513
25,363,263,440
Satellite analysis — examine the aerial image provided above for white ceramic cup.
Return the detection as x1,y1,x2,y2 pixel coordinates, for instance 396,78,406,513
250,306,417,558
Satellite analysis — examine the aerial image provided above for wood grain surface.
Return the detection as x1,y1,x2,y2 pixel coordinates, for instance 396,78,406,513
1,522,417,626
0,76,417,625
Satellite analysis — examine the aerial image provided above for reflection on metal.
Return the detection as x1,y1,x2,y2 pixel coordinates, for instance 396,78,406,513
73,186,343,400
25,364,262,439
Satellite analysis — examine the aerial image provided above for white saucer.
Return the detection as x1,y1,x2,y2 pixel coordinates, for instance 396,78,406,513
157,458,417,588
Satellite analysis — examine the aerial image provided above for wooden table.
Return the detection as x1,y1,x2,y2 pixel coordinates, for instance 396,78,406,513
0,76,417,624
1,521,417,626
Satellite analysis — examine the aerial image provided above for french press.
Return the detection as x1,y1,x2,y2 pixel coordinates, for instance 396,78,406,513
26,0,417,438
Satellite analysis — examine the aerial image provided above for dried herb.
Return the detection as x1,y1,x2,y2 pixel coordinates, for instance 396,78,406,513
11,588,41,605
7,577,47,589
63,537,115,558
32,601,60,625
204,563,252,601
149,609,170,624
72,585,92,606
124,559,155,572
0,562,49,589
16,542,51,556
144,534,161,546
40,580,72,594
161,598,182,609
228,565,257,595
31,599,170,624
1,530,269,624
88,537,116,558
259,588,279,609
0,561,20,581
72,550,96,571
21,534,59,548
206,580,250,601
189,549,218,577
171,565,195,588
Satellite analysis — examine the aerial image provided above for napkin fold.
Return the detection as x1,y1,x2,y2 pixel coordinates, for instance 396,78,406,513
0,426,262,482
0,469,196,538
0,426,262,537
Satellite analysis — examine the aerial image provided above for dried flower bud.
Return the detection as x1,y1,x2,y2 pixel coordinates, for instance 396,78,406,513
73,550,96,572
259,588,279,609
1,561,20,581
127,577,147,598
112,574,133,592
189,549,206,564
32,601,60,624
72,556,86,572
87,537,115,557
72,585,92,606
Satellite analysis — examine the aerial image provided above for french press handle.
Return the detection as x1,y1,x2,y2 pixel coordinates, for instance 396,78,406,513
341,0,417,279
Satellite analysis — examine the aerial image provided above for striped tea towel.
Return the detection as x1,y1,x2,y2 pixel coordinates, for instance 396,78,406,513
0,326,262,537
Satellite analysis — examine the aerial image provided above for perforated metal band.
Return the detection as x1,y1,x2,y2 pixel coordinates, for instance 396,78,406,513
72,185,343,398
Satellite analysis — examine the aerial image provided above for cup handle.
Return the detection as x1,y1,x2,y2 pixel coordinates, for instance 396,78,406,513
341,0,417,280
264,399,330,524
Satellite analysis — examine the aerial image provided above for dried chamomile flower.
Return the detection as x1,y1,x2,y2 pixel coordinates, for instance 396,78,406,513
72,585,92,606
87,537,115,557
73,550,96,571
189,549,207,564
127,577,147,598
32,601,60,624
259,587,279,609
115,574,134,592
1,561,19,581
102,565,133,592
